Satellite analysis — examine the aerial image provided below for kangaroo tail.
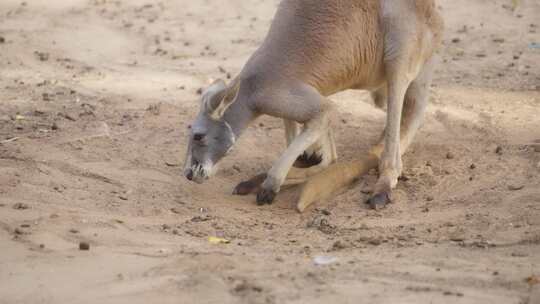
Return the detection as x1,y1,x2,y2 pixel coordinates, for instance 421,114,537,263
296,153,379,212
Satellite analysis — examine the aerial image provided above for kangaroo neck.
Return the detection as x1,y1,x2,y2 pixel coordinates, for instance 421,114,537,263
222,87,258,139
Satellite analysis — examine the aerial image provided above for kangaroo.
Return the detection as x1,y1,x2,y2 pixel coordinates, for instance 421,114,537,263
183,0,444,210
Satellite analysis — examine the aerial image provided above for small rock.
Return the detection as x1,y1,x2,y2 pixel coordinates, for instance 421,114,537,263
190,215,211,222
196,88,203,95
426,196,434,202
69,228,79,234
13,203,30,210
79,242,90,250
118,195,128,200
307,216,336,234
449,229,466,242
51,122,59,130
368,238,382,246
170,207,182,214
34,51,49,61
495,146,503,155
469,164,476,169
508,184,524,191
39,244,45,249
321,209,331,216
446,152,455,159
331,240,347,250
451,37,461,43
14,228,26,235
0,36,5,43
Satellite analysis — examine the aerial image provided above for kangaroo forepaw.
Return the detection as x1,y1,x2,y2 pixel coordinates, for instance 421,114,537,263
232,173,267,195
294,152,323,168
365,192,392,210
256,188,277,205
233,181,258,195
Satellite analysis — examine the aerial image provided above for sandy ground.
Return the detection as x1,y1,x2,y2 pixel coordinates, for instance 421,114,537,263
1,0,540,303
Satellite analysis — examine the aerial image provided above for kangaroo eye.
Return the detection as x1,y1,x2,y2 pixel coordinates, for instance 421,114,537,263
193,133,205,141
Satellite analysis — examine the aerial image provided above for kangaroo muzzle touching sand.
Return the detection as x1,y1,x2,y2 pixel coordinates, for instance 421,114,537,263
184,0,443,210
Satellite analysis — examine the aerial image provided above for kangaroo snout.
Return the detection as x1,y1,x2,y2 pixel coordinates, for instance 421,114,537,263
185,168,194,181
184,160,212,184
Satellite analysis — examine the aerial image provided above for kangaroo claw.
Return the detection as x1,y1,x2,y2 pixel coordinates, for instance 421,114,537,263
256,188,277,205
232,173,267,195
294,152,323,168
366,192,391,210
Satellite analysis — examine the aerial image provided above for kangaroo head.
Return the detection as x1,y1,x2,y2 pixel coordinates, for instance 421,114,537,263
183,79,238,183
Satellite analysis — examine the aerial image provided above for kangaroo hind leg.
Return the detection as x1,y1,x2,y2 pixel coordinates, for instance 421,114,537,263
367,57,435,209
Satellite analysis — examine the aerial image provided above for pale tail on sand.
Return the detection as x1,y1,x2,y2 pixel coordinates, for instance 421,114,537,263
296,154,379,212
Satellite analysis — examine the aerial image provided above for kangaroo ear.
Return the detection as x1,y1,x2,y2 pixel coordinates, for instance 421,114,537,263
202,78,239,119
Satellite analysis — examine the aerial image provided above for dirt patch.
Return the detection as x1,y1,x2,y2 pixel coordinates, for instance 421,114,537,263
0,0,539,303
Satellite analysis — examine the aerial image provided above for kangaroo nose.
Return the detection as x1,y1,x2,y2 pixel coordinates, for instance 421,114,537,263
186,169,194,181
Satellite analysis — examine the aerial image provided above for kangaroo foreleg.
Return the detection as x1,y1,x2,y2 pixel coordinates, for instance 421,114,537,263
233,119,337,196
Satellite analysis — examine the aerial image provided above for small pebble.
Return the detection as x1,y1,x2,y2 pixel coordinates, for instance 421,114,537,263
79,242,90,250
13,203,29,210
368,239,382,246
469,164,476,169
446,152,455,159
508,184,524,191
495,146,503,155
